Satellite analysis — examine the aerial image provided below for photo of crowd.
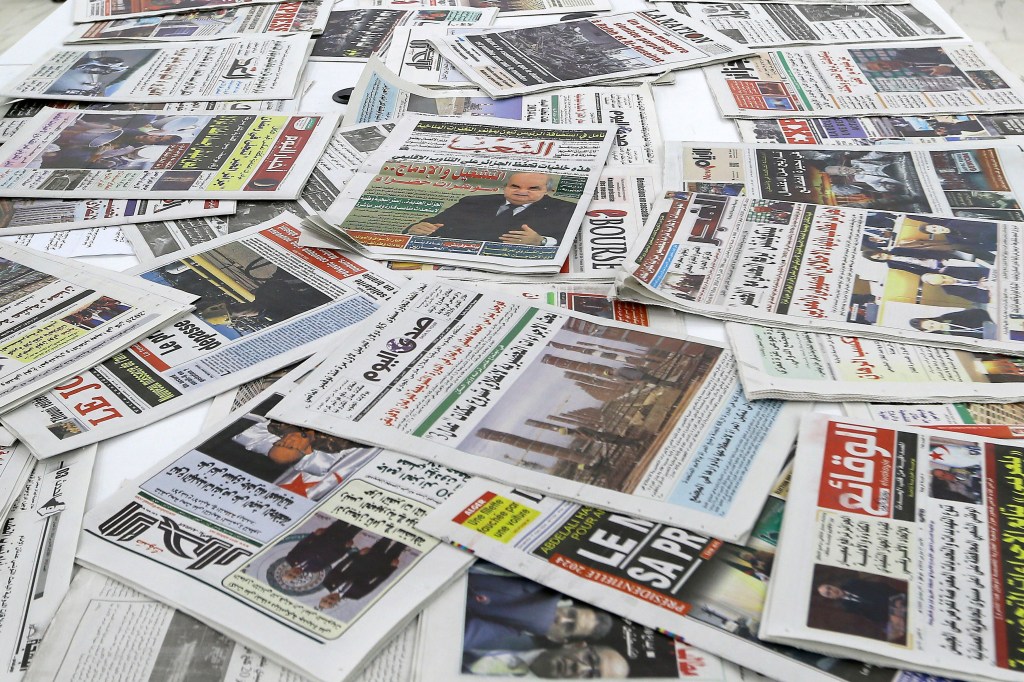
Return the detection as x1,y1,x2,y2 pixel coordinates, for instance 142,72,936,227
61,295,131,330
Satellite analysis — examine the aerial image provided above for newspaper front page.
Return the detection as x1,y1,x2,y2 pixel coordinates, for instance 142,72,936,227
418,474,936,682
760,413,1024,681
0,36,311,103
2,213,405,458
75,0,294,22
0,242,196,413
736,113,1024,146
622,191,1024,357
3,227,134,258
843,401,1024,440
268,279,806,541
416,562,770,681
426,11,752,98
66,0,333,43
318,115,616,274
729,323,1024,403
671,2,961,48
0,109,341,200
76,371,474,682
357,0,612,18
705,41,1024,117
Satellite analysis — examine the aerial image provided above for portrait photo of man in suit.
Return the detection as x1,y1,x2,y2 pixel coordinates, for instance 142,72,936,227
405,172,578,246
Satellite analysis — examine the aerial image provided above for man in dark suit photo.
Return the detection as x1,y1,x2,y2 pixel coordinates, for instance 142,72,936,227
405,172,578,246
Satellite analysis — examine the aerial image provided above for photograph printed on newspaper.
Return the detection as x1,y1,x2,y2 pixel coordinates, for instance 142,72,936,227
736,113,1024,146
761,413,1024,681
75,0,296,22
268,278,807,541
0,109,340,200
1,213,406,459
357,0,612,18
65,0,332,43
425,11,752,98
0,35,311,103
75,367,474,682
705,41,1024,117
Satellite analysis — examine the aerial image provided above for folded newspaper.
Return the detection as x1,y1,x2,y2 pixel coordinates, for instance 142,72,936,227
0,241,196,413
760,413,1024,681
621,192,1024,357
75,0,296,22
76,369,474,682
844,400,1024,439
0,197,233,235
268,278,806,541
1,226,134,258
705,41,1024,117
2,213,405,458
357,0,612,17
736,113,1024,146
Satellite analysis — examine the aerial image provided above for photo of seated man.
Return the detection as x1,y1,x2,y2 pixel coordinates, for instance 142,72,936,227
809,566,908,645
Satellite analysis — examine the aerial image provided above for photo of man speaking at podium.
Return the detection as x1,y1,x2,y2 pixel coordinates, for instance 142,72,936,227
405,172,577,246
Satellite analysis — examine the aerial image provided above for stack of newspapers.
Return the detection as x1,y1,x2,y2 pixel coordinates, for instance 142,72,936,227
0,0,1021,679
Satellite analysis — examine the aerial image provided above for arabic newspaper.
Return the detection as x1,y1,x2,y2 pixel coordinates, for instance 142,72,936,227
0,197,232,235
123,122,395,262
383,26,496,89
309,9,495,62
75,369,474,682
1,213,406,459
416,561,771,681
0,446,94,682
317,115,616,274
0,444,36,521
736,113,1024,146
728,323,1024,403
664,141,1024,220
670,2,961,48
0,109,341,200
65,0,333,43
844,400,1024,438
23,570,421,682
426,11,752,98
760,413,1024,681
622,191,1024,357
3,227,134,258
417,473,941,682
0,36,312,103
0,242,195,413
705,41,1024,117
357,0,612,18
74,0,294,22
268,278,806,540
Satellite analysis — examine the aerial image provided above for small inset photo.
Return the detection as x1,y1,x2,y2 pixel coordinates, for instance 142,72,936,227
809,565,908,645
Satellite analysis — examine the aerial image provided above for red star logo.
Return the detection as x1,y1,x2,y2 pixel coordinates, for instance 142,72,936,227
930,450,945,461
279,474,317,497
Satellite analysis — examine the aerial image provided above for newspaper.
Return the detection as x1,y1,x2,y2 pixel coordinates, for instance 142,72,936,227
0,109,341,200
317,115,616,274
1,227,133,258
75,0,295,22
670,2,961,48
736,113,1024,146
0,444,36,522
0,241,195,414
0,446,94,682
357,0,612,18
383,26,494,89
123,122,395,262
268,278,806,541
728,323,1024,403
76,369,474,682
1,214,406,459
425,11,752,98
622,191,1024,356
309,9,496,62
417,472,939,682
0,197,233,235
759,413,1024,680
24,569,420,682
843,401,1024,440
65,0,333,43
0,35,312,103
705,41,1024,117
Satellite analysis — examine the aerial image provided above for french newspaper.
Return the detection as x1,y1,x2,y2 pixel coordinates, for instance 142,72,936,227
416,561,771,681
1,35,312,102
65,0,333,43
418,472,940,682
75,370,475,682
728,323,1024,403
0,241,195,413
1,226,133,258
621,192,1024,356
75,0,294,22
736,114,1024,146
268,278,806,541
705,41,1024,117
318,115,616,274
760,413,1024,681
357,0,613,18
671,2,961,48
0,109,341,200
843,401,1024,440
1,213,405,458
0,197,233,234
426,11,752,98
